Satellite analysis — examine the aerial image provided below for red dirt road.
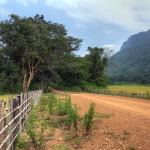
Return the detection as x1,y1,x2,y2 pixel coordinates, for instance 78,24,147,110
70,93,150,150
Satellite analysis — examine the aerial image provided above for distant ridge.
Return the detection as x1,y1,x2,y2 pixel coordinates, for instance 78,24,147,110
106,30,150,84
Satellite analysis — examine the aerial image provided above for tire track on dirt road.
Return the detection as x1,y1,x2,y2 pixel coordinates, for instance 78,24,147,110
70,93,150,150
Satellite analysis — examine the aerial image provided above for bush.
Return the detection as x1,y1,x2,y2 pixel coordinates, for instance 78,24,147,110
16,137,29,149
94,76,108,87
83,103,95,135
43,88,52,93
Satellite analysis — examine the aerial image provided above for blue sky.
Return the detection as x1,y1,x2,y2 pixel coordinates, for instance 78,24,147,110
0,0,150,56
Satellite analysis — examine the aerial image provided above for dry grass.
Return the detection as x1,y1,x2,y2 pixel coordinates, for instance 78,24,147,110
107,85,150,94
0,94,14,101
0,94,15,108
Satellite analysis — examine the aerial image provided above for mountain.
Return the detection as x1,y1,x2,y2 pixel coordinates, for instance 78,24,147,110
106,30,150,84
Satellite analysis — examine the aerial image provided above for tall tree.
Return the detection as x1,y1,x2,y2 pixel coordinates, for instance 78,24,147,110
85,47,108,80
0,14,82,92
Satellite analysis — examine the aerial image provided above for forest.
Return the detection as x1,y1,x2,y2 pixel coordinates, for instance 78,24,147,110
106,30,150,84
0,14,109,93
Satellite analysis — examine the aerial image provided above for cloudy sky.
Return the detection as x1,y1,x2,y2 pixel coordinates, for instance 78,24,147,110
0,0,150,56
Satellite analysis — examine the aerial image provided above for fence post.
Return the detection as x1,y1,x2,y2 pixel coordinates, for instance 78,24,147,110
8,97,13,150
0,100,6,148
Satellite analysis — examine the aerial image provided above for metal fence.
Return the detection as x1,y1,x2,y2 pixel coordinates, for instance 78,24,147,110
86,88,150,99
0,90,42,150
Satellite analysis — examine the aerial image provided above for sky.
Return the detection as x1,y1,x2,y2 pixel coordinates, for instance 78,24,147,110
0,0,150,56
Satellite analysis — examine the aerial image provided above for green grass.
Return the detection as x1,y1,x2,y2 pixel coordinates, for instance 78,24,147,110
107,85,150,94
0,94,14,101
0,94,15,108
103,131,114,135
53,144,71,150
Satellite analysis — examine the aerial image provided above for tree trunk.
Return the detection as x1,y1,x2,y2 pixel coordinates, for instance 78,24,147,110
23,71,34,93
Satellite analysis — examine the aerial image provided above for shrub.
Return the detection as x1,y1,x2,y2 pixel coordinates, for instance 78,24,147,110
83,103,95,135
16,137,29,149
94,76,108,87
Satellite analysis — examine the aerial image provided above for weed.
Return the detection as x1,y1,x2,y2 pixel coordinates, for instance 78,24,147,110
49,118,67,128
83,103,95,135
47,94,58,114
73,137,83,149
94,112,113,119
121,136,127,141
26,110,47,149
129,146,136,150
66,104,80,134
26,110,37,144
103,131,114,135
72,105,79,135
123,130,131,135
53,144,71,150
40,95,48,105
65,135,73,142
16,137,29,150
36,116,47,148
114,136,127,141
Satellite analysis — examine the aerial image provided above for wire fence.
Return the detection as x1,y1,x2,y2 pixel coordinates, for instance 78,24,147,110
86,88,150,99
0,90,42,150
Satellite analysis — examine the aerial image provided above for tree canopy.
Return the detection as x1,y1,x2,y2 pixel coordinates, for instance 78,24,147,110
85,47,108,86
0,14,82,92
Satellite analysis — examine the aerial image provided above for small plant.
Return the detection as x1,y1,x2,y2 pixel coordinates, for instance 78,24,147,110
94,112,113,119
16,137,29,149
123,130,131,135
73,137,83,149
72,105,79,135
83,103,95,135
53,144,71,150
57,100,68,116
26,110,37,144
64,135,73,142
47,94,55,114
57,96,72,116
35,116,47,149
121,136,127,141
129,146,136,150
67,105,79,130
26,110,47,149
103,131,114,135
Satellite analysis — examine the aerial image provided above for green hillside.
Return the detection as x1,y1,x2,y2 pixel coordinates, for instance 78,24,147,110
106,30,150,84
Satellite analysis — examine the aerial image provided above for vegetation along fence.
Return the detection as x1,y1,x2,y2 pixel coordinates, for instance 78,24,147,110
0,90,42,150
86,88,150,99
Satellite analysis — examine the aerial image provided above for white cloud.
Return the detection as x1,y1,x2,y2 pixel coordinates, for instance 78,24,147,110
46,0,150,32
103,44,121,54
16,0,38,6
0,6,9,15
0,0,7,5
0,0,10,17
105,30,114,34
75,21,85,28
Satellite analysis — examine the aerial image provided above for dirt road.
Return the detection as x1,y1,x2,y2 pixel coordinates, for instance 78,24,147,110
70,93,150,150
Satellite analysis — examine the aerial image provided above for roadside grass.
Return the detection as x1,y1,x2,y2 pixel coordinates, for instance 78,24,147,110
53,82,150,96
53,144,71,150
103,131,115,135
16,93,109,150
94,112,113,119
129,146,136,150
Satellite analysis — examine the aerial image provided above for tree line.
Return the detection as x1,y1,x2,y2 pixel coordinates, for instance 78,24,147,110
0,14,109,93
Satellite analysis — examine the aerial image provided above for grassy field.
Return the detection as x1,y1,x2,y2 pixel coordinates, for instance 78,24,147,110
0,94,15,108
107,85,150,94
0,94,14,101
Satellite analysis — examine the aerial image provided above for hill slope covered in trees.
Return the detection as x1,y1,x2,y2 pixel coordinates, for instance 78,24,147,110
106,30,150,84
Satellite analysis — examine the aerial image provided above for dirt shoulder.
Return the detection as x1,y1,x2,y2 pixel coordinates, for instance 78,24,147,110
70,93,150,150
